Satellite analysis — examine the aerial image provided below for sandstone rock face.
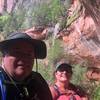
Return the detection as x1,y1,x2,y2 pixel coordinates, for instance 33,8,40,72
62,0,100,69
86,67,100,81
0,0,13,13
60,0,100,81
25,27,47,40
0,0,50,14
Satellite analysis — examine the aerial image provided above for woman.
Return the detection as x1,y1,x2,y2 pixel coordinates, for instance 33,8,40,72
50,62,88,100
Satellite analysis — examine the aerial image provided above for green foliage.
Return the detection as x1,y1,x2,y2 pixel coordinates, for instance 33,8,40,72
50,0,65,23
38,61,54,84
0,4,34,36
47,38,63,63
0,15,9,32
34,38,64,84
0,0,72,35
71,64,87,85
32,0,68,27
33,4,52,26
0,10,26,37
92,85,100,100
93,86,100,100
37,38,88,86
66,8,80,27
3,10,26,34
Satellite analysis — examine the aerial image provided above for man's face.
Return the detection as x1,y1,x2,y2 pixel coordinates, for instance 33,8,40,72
2,41,35,81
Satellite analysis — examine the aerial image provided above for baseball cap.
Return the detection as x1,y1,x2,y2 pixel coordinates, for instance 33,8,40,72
55,63,73,74
0,32,47,59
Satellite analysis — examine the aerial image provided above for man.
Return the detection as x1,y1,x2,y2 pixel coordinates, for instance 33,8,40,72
0,32,52,100
49,62,88,100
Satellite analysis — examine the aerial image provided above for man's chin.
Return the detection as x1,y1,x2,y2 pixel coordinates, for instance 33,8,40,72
14,72,27,81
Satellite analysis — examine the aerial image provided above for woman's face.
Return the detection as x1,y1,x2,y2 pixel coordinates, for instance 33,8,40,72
2,41,35,81
55,70,72,83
